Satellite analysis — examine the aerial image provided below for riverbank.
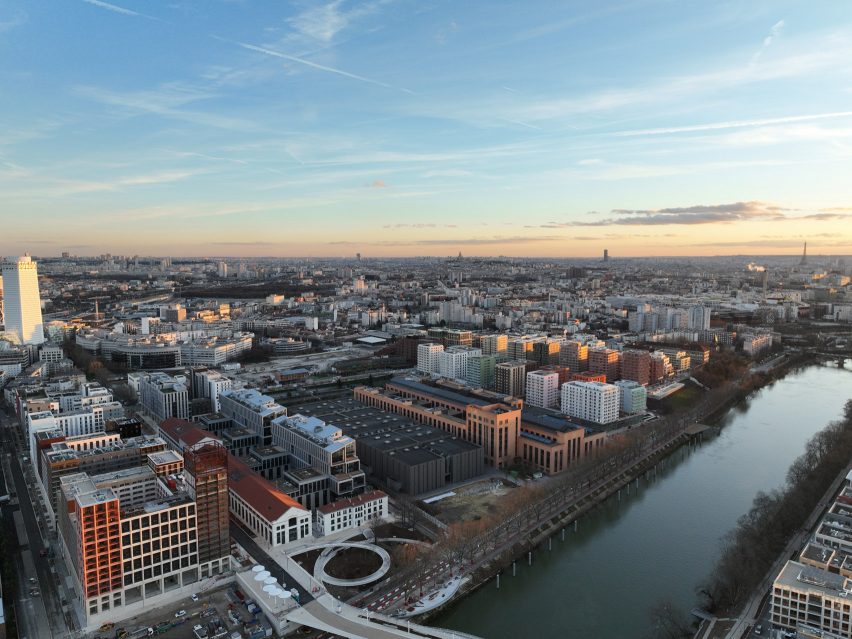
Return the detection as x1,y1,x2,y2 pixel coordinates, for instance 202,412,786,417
425,355,841,632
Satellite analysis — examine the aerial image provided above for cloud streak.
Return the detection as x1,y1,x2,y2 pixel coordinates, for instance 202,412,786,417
225,38,394,89
612,111,852,137
82,0,163,22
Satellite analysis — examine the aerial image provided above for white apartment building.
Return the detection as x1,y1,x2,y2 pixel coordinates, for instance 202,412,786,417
437,346,481,381
561,381,621,424
614,380,648,414
525,370,561,409
689,306,712,331
1,254,45,345
139,372,190,423
416,342,443,375
315,490,388,537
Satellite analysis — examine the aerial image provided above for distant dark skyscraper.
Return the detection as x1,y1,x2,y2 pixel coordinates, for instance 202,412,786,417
800,241,807,266
603,249,609,262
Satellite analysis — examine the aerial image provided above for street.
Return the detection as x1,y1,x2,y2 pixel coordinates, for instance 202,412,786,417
0,410,72,638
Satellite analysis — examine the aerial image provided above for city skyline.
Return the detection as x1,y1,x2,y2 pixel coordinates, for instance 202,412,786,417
2,1,852,256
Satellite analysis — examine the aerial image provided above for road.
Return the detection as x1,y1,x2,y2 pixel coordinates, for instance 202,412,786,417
0,411,71,638
229,521,315,603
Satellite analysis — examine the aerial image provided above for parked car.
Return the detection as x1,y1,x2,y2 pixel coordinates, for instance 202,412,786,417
191,593,199,602
175,610,187,618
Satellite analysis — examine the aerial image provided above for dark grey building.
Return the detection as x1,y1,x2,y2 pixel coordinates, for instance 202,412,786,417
298,397,484,495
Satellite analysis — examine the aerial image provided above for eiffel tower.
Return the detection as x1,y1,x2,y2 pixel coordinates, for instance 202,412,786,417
800,241,807,266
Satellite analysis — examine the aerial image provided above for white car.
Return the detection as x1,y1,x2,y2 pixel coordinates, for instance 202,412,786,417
175,610,186,618
191,594,199,602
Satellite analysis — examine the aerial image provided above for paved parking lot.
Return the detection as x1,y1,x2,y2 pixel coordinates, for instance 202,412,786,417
93,586,248,639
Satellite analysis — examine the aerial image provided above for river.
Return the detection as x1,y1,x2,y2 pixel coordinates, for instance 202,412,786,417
436,360,852,639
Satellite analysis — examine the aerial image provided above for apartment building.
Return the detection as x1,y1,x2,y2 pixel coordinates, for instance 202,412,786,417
437,346,482,381
466,354,497,389
416,342,443,375
138,372,189,423
495,360,527,397
525,369,560,409
614,380,648,414
479,334,508,357
621,349,652,386
561,381,621,424
588,348,621,383
560,341,589,371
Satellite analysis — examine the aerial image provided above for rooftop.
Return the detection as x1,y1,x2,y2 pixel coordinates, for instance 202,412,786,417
317,490,387,515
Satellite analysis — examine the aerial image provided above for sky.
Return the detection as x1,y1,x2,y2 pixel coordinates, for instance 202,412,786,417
1,0,852,258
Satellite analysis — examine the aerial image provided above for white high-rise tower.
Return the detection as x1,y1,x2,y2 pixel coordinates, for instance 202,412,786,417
1,255,45,345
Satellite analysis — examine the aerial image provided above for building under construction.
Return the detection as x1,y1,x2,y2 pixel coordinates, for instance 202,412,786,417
184,441,231,577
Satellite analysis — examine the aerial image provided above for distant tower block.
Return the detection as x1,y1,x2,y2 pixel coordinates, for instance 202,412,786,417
603,249,609,262
356,252,361,262
800,242,807,266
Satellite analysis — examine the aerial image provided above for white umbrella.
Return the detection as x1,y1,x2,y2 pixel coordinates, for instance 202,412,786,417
281,590,292,599
254,570,271,582
264,576,277,586
251,565,265,573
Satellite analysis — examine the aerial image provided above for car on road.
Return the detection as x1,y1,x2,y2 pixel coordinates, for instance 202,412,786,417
191,593,199,602
754,624,762,635
28,577,37,584
175,610,187,618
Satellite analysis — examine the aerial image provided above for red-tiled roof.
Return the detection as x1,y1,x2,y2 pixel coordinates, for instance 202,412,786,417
317,490,388,515
160,418,306,521
227,456,306,520
159,418,220,449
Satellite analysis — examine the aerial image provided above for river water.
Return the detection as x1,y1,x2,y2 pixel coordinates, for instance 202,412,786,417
436,360,852,639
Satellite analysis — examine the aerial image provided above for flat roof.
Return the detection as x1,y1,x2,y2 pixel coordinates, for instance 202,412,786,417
148,450,183,465
775,560,850,598
389,377,490,407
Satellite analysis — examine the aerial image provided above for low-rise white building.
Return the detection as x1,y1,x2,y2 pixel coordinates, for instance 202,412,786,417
315,490,389,536
228,457,311,547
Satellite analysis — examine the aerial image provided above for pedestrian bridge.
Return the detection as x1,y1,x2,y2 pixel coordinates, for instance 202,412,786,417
286,594,483,639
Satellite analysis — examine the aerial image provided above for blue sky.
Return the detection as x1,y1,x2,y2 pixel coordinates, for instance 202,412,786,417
1,0,852,257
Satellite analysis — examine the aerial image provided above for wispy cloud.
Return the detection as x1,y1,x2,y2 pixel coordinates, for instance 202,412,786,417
544,201,789,227
612,111,852,137
382,223,458,229
224,38,394,89
752,19,785,63
81,0,164,22
287,0,392,44
75,83,258,131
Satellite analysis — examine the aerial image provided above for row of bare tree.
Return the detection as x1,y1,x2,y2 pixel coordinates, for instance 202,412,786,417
699,399,852,615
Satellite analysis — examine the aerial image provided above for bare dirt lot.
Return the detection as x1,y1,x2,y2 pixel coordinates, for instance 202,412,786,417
421,478,516,525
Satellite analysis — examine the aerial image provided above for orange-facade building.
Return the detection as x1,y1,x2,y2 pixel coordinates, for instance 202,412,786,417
356,378,607,475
